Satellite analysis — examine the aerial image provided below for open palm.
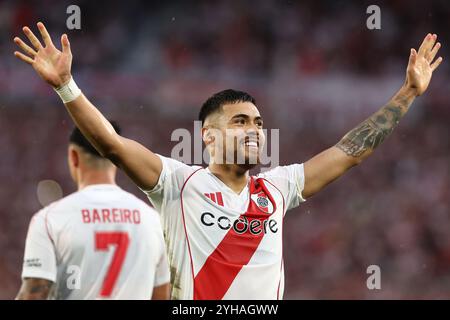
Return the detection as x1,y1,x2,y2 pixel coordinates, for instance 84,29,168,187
406,33,442,96
14,22,72,88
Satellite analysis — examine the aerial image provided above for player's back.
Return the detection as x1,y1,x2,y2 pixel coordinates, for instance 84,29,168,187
22,184,168,300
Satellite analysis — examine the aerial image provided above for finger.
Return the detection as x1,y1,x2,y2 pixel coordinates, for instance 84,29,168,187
37,22,53,47
13,37,37,57
427,42,441,62
426,33,438,55
61,34,71,55
418,33,435,57
22,26,42,50
431,57,443,71
14,51,34,65
408,48,417,66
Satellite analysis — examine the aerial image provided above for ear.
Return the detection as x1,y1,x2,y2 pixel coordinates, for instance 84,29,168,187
201,127,214,146
70,148,80,168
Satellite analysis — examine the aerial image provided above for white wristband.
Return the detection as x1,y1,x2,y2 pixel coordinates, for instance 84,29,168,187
53,77,82,103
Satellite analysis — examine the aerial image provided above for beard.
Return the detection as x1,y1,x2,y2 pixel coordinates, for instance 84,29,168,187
210,134,263,168
225,147,261,168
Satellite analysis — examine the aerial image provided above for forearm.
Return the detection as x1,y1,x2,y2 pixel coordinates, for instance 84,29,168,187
303,34,441,198
65,91,162,190
64,93,122,158
303,86,416,198
16,279,52,300
335,85,416,163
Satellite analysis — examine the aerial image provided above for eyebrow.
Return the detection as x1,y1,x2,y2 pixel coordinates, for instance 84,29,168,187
230,114,264,122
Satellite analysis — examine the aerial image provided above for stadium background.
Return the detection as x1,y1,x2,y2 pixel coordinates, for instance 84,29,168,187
1,0,450,299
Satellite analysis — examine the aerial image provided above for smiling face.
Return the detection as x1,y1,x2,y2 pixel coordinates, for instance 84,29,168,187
202,101,266,169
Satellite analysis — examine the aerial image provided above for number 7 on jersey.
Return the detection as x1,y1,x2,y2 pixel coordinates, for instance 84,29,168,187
95,231,130,297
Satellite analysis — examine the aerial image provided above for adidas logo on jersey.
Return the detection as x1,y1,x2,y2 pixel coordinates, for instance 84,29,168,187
204,192,224,206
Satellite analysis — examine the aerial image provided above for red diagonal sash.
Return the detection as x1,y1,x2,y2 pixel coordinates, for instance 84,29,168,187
193,178,276,300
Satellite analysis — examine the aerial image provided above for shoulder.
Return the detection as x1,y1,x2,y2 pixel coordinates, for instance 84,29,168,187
32,191,82,221
257,164,304,182
152,154,204,190
158,154,203,176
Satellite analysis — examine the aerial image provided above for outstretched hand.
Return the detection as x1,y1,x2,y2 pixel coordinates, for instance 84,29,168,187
405,33,443,96
14,22,72,88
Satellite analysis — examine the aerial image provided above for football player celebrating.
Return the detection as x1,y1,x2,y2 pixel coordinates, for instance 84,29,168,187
14,22,442,299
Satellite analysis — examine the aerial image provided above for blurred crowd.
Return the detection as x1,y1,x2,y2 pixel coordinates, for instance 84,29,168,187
1,0,450,299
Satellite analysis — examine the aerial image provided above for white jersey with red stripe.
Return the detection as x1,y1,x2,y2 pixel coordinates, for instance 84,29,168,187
21,184,170,300
142,155,305,300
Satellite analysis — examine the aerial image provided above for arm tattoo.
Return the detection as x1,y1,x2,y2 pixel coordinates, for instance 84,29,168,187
336,92,414,157
16,278,53,300
29,283,52,295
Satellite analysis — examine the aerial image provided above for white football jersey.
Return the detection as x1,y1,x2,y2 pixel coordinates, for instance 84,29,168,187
142,155,305,300
21,184,170,300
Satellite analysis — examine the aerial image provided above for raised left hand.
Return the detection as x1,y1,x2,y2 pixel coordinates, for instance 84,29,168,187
405,33,443,96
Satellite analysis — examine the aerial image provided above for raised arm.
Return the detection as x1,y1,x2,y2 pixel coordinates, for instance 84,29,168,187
303,33,443,199
13,22,161,190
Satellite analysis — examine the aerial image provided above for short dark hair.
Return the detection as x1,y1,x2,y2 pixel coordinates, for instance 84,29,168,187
199,89,256,125
69,121,121,158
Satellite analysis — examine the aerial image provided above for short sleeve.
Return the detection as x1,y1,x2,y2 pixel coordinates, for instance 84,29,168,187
258,163,306,211
21,210,57,282
140,155,197,212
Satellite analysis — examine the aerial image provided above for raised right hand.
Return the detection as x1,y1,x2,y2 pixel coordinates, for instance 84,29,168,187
14,22,73,88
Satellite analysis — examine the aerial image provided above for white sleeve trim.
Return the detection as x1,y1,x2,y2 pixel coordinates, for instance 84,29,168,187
21,269,56,283
296,163,306,203
139,154,167,195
